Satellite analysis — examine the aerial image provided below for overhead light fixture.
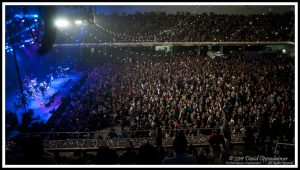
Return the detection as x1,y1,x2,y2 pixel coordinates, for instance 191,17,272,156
74,20,82,25
55,19,69,28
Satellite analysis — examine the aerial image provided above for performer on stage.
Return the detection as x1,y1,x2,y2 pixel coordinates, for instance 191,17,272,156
51,74,54,84
47,74,54,87
57,66,62,78
39,82,48,97
28,83,36,98
23,75,30,84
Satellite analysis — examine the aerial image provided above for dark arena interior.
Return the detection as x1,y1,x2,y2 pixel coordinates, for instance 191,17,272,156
3,3,297,167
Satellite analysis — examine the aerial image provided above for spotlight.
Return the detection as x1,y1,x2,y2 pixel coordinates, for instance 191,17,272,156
282,49,287,54
55,19,69,28
74,20,82,25
33,14,39,18
34,19,38,22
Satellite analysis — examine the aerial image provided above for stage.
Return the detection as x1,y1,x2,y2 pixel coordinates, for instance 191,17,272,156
5,72,84,127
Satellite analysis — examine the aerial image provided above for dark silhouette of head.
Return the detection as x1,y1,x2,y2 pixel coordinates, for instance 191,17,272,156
14,135,54,164
74,149,83,157
95,145,119,164
19,135,44,156
173,132,188,154
137,142,159,164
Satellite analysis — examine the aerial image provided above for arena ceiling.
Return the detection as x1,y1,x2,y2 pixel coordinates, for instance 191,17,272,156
55,5,294,15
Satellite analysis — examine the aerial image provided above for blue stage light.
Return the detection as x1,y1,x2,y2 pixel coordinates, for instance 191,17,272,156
21,45,25,47
10,49,13,52
14,14,22,18
34,19,38,22
7,50,10,53
21,19,25,23
6,19,13,24
33,14,39,18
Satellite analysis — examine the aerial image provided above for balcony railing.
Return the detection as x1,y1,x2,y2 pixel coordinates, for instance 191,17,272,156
5,127,251,150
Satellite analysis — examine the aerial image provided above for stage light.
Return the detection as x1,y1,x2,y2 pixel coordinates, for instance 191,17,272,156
32,29,35,31
74,20,82,25
282,49,287,54
34,19,38,22
10,49,13,52
21,19,25,23
33,14,39,18
21,45,25,47
55,19,69,28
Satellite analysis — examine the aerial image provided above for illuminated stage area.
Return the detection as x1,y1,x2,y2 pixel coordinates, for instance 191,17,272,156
5,72,84,126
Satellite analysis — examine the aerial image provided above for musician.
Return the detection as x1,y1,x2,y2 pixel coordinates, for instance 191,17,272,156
39,82,48,97
47,74,54,86
61,69,65,78
23,75,30,84
57,66,62,78
51,74,54,83
28,83,36,98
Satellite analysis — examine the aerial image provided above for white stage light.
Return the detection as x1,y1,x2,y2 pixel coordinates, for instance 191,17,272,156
282,49,287,54
74,20,82,25
55,19,69,28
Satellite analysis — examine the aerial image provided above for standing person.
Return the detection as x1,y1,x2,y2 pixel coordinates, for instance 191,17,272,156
156,126,163,147
47,74,54,87
39,82,47,98
208,129,225,164
256,113,267,144
162,131,197,164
